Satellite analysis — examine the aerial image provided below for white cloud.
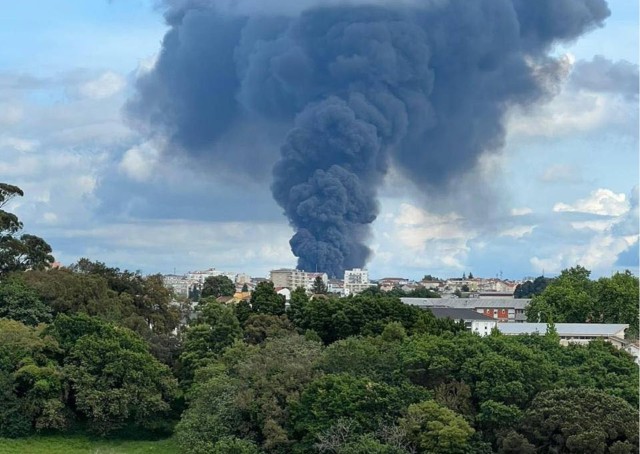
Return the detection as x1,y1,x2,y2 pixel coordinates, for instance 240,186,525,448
394,203,469,243
0,103,23,125
77,71,126,100
499,225,537,238
510,207,533,216
42,212,58,224
119,141,161,182
553,188,629,216
372,202,475,274
531,233,637,275
539,163,582,183
570,219,616,232
507,55,637,140
530,255,563,275
50,219,296,275
0,136,38,152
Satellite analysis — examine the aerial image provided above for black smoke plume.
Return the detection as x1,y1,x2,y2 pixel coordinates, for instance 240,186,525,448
127,0,610,277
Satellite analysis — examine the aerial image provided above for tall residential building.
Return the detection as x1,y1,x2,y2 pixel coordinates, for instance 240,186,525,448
269,268,328,291
343,268,371,295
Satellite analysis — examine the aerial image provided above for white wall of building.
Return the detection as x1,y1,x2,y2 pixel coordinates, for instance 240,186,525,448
344,268,371,295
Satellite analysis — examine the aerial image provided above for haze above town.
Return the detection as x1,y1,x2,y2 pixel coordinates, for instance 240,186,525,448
2,0,638,281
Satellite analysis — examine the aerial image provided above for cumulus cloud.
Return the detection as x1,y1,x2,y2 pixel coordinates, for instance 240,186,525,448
571,55,638,100
48,219,296,275
371,201,476,274
77,71,126,100
553,188,629,216
530,233,636,274
507,56,638,139
119,141,161,182
529,186,638,275
394,203,470,242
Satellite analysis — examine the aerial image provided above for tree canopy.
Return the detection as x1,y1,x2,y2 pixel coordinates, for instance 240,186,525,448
201,275,236,299
0,184,54,277
526,266,639,338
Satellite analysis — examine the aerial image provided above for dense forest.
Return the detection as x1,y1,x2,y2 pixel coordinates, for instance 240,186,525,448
1,184,639,453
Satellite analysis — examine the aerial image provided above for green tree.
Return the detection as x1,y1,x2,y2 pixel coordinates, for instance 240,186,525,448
0,319,65,437
49,314,178,434
292,374,427,450
497,431,536,454
518,388,639,453
242,313,295,344
312,276,328,294
241,283,249,292
211,437,260,453
180,302,242,380
514,276,553,298
251,281,285,316
433,381,474,420
233,299,252,325
422,275,440,282
594,271,639,338
178,335,323,452
201,275,236,299
399,400,474,454
407,286,441,298
0,184,54,277
0,274,51,326
68,260,180,335
175,374,243,454
288,286,309,328
526,266,596,323
319,336,405,385
381,322,407,343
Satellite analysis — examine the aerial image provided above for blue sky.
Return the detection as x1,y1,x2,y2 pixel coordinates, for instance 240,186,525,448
2,0,638,280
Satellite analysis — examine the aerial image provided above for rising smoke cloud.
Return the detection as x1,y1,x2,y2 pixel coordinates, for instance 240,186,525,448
127,0,610,277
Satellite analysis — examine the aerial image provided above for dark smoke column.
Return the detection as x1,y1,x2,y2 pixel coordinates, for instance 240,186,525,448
127,0,610,277
268,7,435,277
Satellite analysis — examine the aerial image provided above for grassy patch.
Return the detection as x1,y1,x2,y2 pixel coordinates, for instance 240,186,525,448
0,434,179,454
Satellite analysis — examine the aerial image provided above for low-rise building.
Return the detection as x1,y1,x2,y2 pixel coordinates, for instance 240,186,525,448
496,323,630,348
401,297,530,322
327,279,344,294
379,277,411,292
428,307,497,337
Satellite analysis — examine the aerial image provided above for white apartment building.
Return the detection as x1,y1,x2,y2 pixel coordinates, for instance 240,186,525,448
343,268,372,296
187,268,237,284
269,268,328,291
163,275,190,297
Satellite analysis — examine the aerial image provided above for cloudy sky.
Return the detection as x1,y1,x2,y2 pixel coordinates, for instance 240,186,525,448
2,0,638,280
